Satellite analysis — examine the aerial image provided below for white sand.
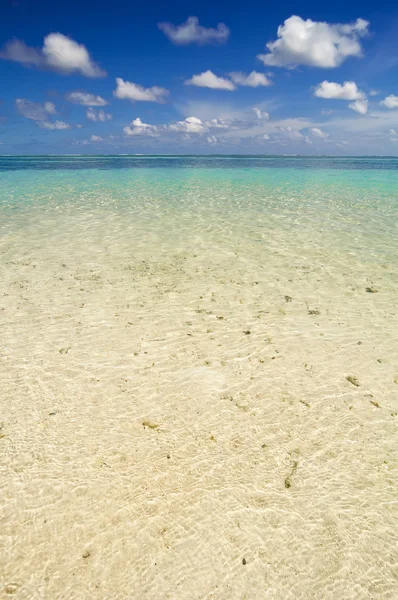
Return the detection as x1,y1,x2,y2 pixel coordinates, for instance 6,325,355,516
1,203,398,599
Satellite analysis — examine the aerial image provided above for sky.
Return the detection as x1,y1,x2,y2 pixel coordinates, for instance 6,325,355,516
0,0,398,155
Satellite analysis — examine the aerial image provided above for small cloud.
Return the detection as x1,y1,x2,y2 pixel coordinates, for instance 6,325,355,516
91,134,103,141
16,98,57,121
168,116,204,133
229,71,272,87
39,120,70,130
252,107,270,120
86,108,112,122
123,117,159,136
0,33,105,77
44,101,57,114
380,95,398,109
207,135,218,144
66,91,108,106
158,16,229,45
348,99,368,114
185,70,236,91
311,127,329,139
314,81,365,100
114,77,169,103
16,98,71,129
205,118,230,129
257,16,369,68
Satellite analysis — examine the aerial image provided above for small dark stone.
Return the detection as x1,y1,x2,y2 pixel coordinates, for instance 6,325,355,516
366,287,378,293
284,295,293,303
244,330,251,335
242,558,247,565
357,341,362,345
167,455,171,459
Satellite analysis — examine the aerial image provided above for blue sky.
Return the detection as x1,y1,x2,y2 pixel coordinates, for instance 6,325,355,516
1,0,398,154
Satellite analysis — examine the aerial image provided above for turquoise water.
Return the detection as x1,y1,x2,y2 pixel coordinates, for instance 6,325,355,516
1,156,398,599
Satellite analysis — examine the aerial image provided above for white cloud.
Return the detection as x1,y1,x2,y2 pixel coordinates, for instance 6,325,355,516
205,118,230,129
207,136,218,144
44,101,57,114
380,95,398,109
16,98,72,129
314,81,365,100
348,99,368,114
123,116,205,137
40,120,70,130
91,135,103,141
66,91,108,106
1,33,105,77
389,129,398,142
253,107,269,120
168,116,204,133
229,71,272,87
158,16,229,45
86,108,112,122
123,117,159,137
258,16,369,68
16,98,57,121
185,70,236,91
311,127,329,139
114,77,169,103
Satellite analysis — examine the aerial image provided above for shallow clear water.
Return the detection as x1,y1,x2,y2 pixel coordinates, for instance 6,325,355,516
1,156,398,599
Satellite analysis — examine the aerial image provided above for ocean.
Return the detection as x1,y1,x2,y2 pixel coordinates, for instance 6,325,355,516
1,155,398,599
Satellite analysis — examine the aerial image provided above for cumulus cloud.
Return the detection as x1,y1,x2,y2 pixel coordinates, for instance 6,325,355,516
158,16,229,45
86,108,112,122
258,16,369,68
39,120,70,130
205,118,230,129
114,78,169,103
348,99,368,114
0,33,105,77
314,81,365,100
16,98,57,121
229,71,272,87
311,127,329,139
44,101,57,114
66,91,108,106
207,136,218,144
91,135,103,141
123,116,205,137
252,107,270,120
185,70,236,91
168,116,204,133
16,98,72,129
380,95,398,109
123,117,159,136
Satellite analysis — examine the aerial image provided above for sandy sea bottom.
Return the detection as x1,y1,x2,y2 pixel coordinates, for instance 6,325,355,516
1,165,398,599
